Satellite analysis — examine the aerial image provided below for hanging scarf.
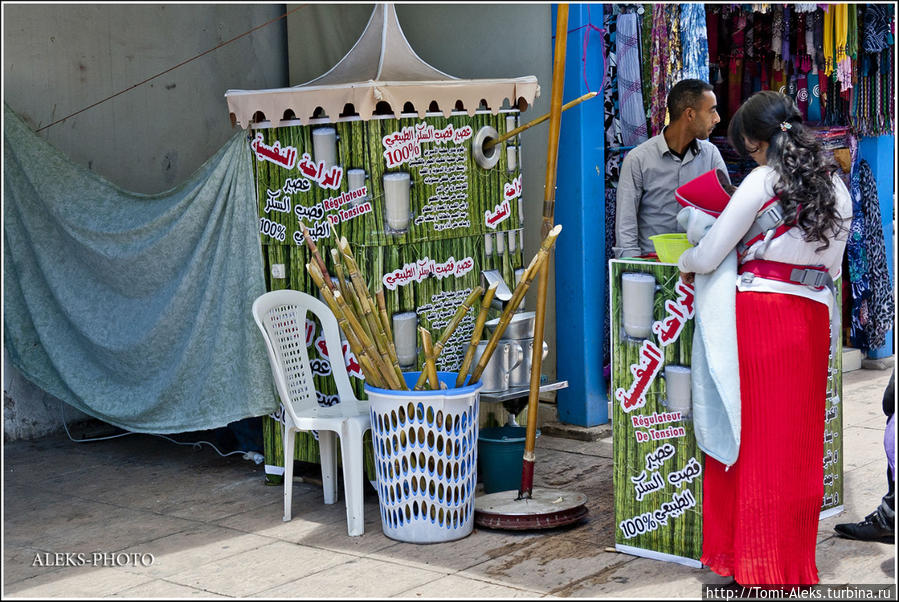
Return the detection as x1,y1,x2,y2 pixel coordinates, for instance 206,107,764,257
852,160,896,350
641,4,654,120
823,5,835,77
680,3,710,82
862,4,893,53
648,4,669,136
665,4,683,94
616,12,649,146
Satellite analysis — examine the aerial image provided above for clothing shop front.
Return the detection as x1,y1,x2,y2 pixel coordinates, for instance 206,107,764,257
552,3,895,565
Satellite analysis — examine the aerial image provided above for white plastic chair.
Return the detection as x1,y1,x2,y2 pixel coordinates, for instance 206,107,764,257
252,289,370,536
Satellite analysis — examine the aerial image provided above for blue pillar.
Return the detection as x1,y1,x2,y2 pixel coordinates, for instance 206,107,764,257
858,135,894,359
552,4,608,425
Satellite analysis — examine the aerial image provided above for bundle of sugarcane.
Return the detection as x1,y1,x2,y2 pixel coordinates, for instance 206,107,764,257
304,224,562,392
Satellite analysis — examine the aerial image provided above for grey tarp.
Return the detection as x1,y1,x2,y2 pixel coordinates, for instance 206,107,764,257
3,104,277,433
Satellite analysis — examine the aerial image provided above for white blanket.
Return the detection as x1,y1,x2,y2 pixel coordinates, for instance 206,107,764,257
678,207,741,467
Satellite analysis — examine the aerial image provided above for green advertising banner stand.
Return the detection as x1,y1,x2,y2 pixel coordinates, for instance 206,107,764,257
610,259,843,565
225,5,539,484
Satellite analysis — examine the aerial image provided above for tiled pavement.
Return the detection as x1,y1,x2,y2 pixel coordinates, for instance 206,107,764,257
3,368,895,598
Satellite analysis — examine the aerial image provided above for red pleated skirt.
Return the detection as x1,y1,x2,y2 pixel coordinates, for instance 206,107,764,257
701,291,830,586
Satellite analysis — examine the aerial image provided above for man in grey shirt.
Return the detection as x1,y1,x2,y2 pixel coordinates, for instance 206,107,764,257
614,79,730,258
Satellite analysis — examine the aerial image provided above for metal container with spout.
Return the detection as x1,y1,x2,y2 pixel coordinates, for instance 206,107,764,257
471,340,523,393
479,311,549,391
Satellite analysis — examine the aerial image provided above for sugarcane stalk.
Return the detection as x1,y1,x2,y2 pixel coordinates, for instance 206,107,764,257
302,224,333,289
335,289,404,390
342,249,396,363
334,251,376,344
413,286,483,390
419,327,440,390
330,249,353,300
309,262,400,390
483,92,598,151
306,262,384,388
470,225,561,384
456,281,499,387
375,287,403,374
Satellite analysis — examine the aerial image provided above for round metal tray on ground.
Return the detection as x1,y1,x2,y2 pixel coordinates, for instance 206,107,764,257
474,487,588,530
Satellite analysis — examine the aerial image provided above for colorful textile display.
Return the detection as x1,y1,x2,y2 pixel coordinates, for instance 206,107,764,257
675,4,895,136
847,159,895,351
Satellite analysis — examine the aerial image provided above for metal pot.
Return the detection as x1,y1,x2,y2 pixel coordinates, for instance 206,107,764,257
471,340,523,393
508,337,549,389
485,311,536,340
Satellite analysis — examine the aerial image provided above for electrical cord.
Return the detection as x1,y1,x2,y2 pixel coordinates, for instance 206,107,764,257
59,401,264,463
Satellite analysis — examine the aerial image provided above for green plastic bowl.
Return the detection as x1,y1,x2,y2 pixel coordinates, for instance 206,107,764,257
650,233,693,264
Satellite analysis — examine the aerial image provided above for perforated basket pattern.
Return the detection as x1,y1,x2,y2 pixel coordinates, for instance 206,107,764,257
266,303,317,409
369,394,479,543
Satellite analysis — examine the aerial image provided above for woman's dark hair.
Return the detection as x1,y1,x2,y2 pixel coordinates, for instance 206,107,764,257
727,90,843,250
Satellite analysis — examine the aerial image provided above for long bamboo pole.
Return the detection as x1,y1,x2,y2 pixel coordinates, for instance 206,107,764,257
483,91,598,151
520,3,568,499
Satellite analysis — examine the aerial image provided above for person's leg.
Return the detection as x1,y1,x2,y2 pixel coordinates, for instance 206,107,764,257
834,413,895,542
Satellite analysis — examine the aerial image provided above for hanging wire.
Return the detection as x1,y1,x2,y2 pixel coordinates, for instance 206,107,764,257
59,400,259,460
35,4,308,133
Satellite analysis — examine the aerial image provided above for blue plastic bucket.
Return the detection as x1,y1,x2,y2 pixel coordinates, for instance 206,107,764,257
477,425,541,494
365,372,482,543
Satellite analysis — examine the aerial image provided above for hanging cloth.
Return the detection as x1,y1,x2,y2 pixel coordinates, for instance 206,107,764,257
823,5,835,77
3,104,277,433
616,12,649,146
648,4,669,136
680,3,710,83
855,159,895,350
665,4,684,96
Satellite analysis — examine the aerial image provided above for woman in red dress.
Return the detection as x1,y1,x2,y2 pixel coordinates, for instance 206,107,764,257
678,90,852,587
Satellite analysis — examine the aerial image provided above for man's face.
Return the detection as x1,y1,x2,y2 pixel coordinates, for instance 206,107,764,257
689,90,721,140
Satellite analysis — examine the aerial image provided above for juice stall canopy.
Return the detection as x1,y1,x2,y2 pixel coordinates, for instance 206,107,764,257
225,3,540,126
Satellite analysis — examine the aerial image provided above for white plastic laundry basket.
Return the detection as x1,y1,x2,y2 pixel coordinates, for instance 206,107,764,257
365,372,482,544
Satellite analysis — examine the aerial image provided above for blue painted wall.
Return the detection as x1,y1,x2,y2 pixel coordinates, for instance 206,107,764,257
553,4,609,425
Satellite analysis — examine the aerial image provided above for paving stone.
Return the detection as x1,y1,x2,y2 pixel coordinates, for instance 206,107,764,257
112,522,274,578
164,540,355,597
3,565,153,598
256,556,445,598
394,573,543,598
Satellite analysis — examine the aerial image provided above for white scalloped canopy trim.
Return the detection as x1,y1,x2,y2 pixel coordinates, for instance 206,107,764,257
224,4,539,128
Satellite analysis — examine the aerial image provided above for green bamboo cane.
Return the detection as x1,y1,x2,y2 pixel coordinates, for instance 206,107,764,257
456,281,499,387
419,326,440,390
413,285,483,390
470,225,561,383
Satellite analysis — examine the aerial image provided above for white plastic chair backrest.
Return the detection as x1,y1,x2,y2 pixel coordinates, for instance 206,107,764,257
252,290,360,422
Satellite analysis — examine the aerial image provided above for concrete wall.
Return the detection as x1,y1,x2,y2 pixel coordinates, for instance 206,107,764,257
3,3,555,440
286,3,557,374
3,4,289,440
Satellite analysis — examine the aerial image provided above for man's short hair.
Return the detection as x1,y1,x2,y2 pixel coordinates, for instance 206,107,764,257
667,79,714,121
